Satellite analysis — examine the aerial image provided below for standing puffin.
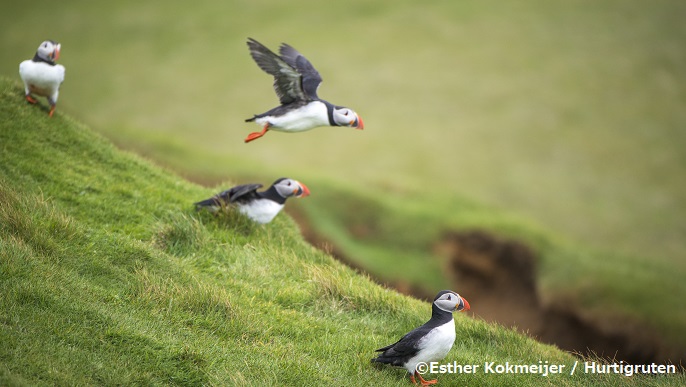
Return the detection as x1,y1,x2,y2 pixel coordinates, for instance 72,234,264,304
243,38,364,143
194,178,310,224
372,290,470,386
19,40,65,117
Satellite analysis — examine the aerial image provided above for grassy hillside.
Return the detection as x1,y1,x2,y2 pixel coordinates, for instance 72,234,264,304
1,80,683,386
2,1,684,356
293,176,686,359
1,0,684,265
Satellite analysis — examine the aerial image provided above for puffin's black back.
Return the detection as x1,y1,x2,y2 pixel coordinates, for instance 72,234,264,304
245,100,310,122
194,183,262,208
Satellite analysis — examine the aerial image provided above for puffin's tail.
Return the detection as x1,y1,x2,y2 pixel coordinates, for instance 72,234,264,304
245,116,257,122
370,356,394,367
194,197,221,210
370,344,403,367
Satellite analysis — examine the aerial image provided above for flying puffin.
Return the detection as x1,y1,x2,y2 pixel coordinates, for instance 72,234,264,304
19,40,65,117
194,178,310,224
372,290,470,386
243,38,364,143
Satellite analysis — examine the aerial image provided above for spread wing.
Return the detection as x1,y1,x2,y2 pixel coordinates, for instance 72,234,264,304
194,183,263,209
278,43,322,100
247,38,311,104
227,183,263,203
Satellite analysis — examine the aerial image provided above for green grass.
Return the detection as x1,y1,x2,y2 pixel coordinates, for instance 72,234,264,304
295,177,686,353
2,1,684,344
2,0,686,382
2,79,684,386
1,0,684,264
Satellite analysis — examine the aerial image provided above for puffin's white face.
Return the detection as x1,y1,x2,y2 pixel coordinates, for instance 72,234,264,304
36,40,61,62
434,291,470,313
273,178,311,199
332,107,364,129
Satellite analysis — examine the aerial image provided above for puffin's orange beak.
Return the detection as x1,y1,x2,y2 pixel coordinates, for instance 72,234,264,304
295,182,310,198
353,115,364,130
52,45,61,61
457,297,470,312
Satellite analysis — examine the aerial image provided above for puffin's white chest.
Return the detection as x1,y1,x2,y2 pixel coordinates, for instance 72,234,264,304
237,199,284,224
405,319,456,373
255,101,329,132
19,60,65,97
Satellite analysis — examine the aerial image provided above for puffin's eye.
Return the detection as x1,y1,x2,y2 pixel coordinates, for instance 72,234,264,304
447,295,451,300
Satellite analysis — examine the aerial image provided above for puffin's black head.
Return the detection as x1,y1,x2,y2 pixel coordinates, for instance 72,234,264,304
433,290,470,313
35,40,61,63
271,178,310,199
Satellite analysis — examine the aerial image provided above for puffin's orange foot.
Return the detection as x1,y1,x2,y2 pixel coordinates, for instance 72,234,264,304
244,125,269,143
48,105,56,117
244,132,265,143
26,95,38,104
410,372,437,385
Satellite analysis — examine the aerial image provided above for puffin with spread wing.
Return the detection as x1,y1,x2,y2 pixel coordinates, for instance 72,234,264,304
243,38,364,143
194,178,310,224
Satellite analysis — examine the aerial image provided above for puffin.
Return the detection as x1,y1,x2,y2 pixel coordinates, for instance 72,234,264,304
243,38,364,143
194,178,310,224
19,40,65,117
372,290,470,386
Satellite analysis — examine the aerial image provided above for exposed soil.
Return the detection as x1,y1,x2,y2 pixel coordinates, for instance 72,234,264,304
436,230,682,365
290,207,684,366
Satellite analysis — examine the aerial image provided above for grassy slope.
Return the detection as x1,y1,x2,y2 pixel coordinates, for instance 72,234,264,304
2,0,684,352
1,0,684,264
1,80,682,386
295,177,686,352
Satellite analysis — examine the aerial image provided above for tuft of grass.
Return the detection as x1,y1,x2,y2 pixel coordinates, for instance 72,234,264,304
155,213,209,256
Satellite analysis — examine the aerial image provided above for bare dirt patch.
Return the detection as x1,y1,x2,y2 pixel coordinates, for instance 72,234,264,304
436,230,681,365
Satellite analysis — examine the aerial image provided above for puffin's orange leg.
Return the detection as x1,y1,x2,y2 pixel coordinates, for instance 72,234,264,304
416,373,438,386
244,124,269,143
48,105,56,117
25,95,38,104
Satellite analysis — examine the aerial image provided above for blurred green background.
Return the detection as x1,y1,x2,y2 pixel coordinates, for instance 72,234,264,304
2,0,685,356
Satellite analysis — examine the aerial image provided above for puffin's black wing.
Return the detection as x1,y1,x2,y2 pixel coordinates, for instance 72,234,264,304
371,327,428,367
247,38,308,105
227,183,263,203
278,43,323,100
194,189,231,208
194,184,263,208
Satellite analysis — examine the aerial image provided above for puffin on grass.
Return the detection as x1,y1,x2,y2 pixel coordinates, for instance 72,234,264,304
372,290,470,386
194,178,310,224
243,38,364,143
19,40,65,117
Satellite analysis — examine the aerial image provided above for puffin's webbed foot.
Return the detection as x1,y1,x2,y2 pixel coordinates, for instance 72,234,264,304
410,372,438,386
244,124,270,143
